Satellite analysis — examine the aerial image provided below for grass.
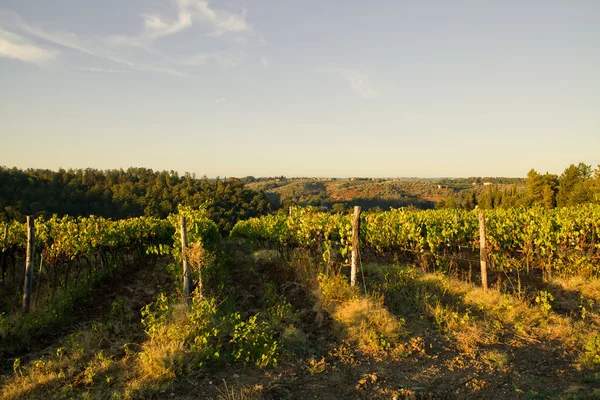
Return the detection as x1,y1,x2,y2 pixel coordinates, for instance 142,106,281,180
215,381,263,400
305,262,408,359
363,261,600,374
1,297,143,399
332,296,404,356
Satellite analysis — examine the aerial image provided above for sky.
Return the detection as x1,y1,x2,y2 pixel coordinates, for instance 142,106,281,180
0,0,599,178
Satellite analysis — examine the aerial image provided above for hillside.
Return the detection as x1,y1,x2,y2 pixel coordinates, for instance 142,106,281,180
246,178,523,211
3,243,599,399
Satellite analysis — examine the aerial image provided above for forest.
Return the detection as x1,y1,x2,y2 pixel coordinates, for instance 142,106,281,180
0,167,272,234
439,162,600,210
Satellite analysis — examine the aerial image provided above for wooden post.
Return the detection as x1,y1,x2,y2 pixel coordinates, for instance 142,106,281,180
96,223,107,273
34,254,44,307
180,216,193,304
478,212,488,291
22,216,35,314
1,224,8,284
351,206,361,287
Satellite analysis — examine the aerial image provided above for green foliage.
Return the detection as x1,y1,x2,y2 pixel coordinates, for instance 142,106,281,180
0,214,172,343
0,167,273,234
557,163,595,207
525,169,558,208
583,334,600,368
317,273,360,311
140,290,281,375
2,214,172,265
167,205,220,259
439,162,600,210
535,291,554,317
229,313,279,367
231,204,600,277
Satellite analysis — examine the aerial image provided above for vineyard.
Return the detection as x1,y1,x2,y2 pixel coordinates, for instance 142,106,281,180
1,205,600,399
231,205,600,279
0,206,220,358
0,216,169,311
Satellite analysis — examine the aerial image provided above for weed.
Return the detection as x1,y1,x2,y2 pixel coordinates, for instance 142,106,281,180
355,372,378,391
216,381,262,400
12,357,22,376
229,313,279,368
316,273,359,312
580,333,600,368
330,341,358,366
535,291,554,317
306,357,327,376
578,297,595,321
481,349,509,370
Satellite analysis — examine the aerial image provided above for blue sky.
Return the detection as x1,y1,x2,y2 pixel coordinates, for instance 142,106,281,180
1,0,598,178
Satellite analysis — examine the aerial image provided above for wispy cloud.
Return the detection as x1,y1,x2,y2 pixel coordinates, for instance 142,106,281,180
317,67,379,99
0,28,57,64
190,0,251,37
178,51,246,67
76,67,127,73
0,1,256,75
20,23,135,67
260,56,269,67
216,97,226,103
142,9,192,39
16,22,183,75
108,0,252,48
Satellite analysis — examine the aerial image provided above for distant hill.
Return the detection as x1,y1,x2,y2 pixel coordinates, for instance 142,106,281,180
245,178,462,210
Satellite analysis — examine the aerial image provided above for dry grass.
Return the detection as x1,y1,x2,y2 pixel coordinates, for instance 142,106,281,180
421,273,592,356
315,273,359,313
363,262,600,369
1,314,138,400
187,242,216,271
312,269,406,358
333,297,404,355
289,249,321,290
137,302,189,383
215,381,264,400
306,357,328,376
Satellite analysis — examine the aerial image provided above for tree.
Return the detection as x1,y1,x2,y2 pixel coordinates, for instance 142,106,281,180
557,163,592,207
524,169,557,207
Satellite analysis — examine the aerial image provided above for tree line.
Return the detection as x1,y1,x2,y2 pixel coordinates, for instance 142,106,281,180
0,167,273,234
438,162,600,210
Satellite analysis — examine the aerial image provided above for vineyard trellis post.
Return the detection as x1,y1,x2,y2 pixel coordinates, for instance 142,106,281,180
478,212,488,291
1,224,7,284
180,216,193,304
22,216,35,314
351,206,361,287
